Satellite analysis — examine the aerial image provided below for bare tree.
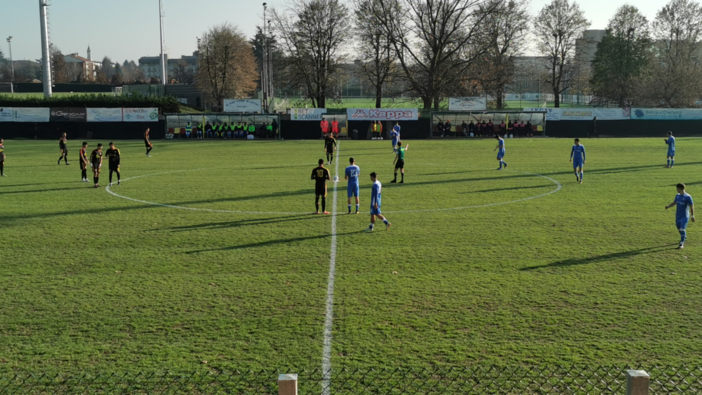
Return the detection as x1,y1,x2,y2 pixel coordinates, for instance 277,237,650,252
647,0,702,107
374,0,498,109
173,59,194,84
196,23,258,110
535,0,590,107
50,45,69,84
272,0,351,108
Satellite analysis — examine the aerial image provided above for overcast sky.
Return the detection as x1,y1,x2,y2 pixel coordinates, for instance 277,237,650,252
2,0,664,63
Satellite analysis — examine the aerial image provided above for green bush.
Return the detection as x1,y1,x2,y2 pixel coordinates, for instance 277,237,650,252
0,93,180,113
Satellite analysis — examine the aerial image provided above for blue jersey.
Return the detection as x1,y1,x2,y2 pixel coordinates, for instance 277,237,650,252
666,136,675,152
571,145,586,162
675,193,694,220
498,138,505,151
345,165,360,185
371,180,382,208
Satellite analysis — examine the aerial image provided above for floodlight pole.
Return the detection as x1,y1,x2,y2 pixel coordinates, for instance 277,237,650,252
39,0,53,98
6,36,14,83
158,0,167,86
262,2,269,113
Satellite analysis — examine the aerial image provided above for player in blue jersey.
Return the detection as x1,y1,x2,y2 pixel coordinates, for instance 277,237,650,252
494,134,508,170
665,131,675,168
665,183,695,249
365,172,391,231
345,157,361,214
570,138,586,184
391,123,401,153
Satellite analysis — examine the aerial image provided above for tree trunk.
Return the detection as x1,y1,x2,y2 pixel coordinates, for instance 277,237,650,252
318,95,325,109
375,85,382,109
422,97,432,109
553,86,560,108
433,96,440,110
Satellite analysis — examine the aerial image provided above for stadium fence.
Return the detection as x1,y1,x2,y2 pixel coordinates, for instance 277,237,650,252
0,365,700,394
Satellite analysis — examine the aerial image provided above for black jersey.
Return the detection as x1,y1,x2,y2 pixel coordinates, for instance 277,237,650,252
105,148,121,166
311,166,331,187
324,137,337,152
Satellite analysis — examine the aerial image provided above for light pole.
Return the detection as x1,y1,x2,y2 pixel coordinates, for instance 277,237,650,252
262,2,269,113
6,36,14,83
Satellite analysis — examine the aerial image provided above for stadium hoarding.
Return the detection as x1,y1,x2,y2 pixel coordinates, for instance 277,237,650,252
223,99,262,113
631,108,702,120
50,108,87,122
448,97,487,111
123,108,159,122
545,108,630,121
87,108,123,122
290,108,327,121
347,108,419,121
12,107,50,122
523,108,548,112
0,107,12,122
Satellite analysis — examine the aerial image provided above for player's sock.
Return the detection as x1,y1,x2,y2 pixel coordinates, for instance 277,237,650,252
499,161,503,169
503,161,507,168
109,173,113,183
681,230,687,243
369,223,374,230
315,197,320,212
580,172,584,180
667,159,671,167
93,177,97,184
401,173,404,182
393,174,397,182
322,197,326,212
356,204,359,212
348,204,351,213
383,219,389,225
0,163,3,176
58,156,63,163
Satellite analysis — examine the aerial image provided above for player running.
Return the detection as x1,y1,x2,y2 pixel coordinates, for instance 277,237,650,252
391,123,401,153
0,138,5,177
311,159,331,214
90,143,103,188
665,131,675,168
570,138,586,184
665,183,695,249
79,142,89,182
105,142,121,186
494,134,508,170
365,172,391,231
144,128,153,157
58,133,69,165
391,141,408,183
345,157,361,214
324,135,337,165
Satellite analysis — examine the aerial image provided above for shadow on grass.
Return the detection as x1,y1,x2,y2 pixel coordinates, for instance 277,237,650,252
460,184,553,194
187,230,365,253
520,245,675,271
164,214,323,232
0,186,91,195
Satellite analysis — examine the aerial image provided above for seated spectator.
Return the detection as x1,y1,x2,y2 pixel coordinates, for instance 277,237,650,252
526,121,533,137
266,122,274,138
461,120,468,137
468,120,475,137
519,121,526,137
205,122,213,138
499,120,506,135
487,119,494,133
507,121,513,136
480,120,487,135
259,123,268,138
248,122,256,138
444,119,452,136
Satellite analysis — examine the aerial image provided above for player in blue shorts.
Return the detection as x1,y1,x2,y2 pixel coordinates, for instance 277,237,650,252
570,138,586,184
391,123,401,153
365,172,391,231
494,134,507,170
345,157,361,214
665,131,675,168
665,183,695,249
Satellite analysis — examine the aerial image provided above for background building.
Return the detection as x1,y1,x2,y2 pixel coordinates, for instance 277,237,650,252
139,52,198,83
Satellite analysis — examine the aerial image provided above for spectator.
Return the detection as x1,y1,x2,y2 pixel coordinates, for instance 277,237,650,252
248,122,256,138
526,121,533,137
487,119,494,133
437,120,444,137
266,122,273,139
445,119,452,137
499,120,506,135
185,122,192,139
205,121,213,138
480,120,487,135
507,121,514,137
272,119,279,139
461,120,468,137
519,121,526,137
259,123,268,138
223,122,231,139
468,120,475,137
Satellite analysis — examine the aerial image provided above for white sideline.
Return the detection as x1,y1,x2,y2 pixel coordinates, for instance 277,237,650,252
321,142,339,394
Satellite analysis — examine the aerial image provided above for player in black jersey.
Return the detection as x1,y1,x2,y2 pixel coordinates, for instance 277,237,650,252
0,138,6,177
79,142,89,182
324,135,337,165
311,159,331,214
58,133,69,165
90,144,103,188
105,142,121,186
144,128,153,157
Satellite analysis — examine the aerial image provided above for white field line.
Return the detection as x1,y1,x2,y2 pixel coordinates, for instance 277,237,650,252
322,142,340,394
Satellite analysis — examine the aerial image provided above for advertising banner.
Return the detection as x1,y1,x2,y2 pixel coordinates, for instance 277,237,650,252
223,99,262,113
347,108,419,121
50,107,87,122
290,108,328,121
0,107,12,122
12,107,50,122
545,108,630,121
631,108,702,120
523,108,548,112
123,108,159,122
448,97,487,111
87,108,123,122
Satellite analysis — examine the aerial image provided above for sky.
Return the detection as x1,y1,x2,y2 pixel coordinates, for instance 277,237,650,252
2,0,664,63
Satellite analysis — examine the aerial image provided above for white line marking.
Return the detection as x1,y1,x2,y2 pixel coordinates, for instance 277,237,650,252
322,143,339,394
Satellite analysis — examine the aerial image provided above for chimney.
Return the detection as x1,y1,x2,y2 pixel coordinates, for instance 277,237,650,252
87,46,92,61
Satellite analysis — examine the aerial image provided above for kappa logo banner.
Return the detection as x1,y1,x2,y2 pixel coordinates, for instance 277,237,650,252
347,108,419,121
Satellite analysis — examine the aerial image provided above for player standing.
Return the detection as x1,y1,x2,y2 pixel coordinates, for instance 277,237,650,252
90,143,103,188
144,128,153,157
0,138,5,177
311,159,331,214
58,133,69,165
391,141,408,183
105,142,121,186
494,134,508,170
665,131,675,168
345,157,361,214
391,123,401,153
365,172,391,231
324,135,337,165
570,138,586,184
665,183,695,249
80,142,89,182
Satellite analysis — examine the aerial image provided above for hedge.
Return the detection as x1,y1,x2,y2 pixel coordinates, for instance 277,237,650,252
0,93,180,113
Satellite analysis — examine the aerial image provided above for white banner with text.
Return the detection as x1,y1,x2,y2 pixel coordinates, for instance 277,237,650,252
12,107,50,122
0,107,12,122
223,99,262,113
448,97,487,111
87,108,124,122
123,108,159,122
347,108,419,121
290,108,328,121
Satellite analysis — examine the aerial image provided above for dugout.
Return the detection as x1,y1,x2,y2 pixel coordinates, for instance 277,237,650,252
431,111,546,137
166,113,281,138
346,118,431,140
544,119,702,138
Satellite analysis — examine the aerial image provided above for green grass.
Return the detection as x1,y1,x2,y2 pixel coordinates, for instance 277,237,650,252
0,137,701,374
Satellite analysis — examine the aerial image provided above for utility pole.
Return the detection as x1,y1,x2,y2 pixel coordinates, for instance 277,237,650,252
158,0,167,86
39,0,53,98
262,2,269,113
6,36,14,83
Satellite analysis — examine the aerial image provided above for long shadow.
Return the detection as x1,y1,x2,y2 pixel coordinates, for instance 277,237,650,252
0,186,91,195
0,181,77,188
187,230,364,253
520,245,674,271
460,184,553,194
164,214,322,232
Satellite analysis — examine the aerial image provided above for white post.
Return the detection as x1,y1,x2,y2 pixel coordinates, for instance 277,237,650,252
278,373,298,395
39,0,52,98
158,0,167,86
626,370,650,395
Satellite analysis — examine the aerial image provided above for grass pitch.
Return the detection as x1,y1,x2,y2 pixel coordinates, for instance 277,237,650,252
0,137,701,374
